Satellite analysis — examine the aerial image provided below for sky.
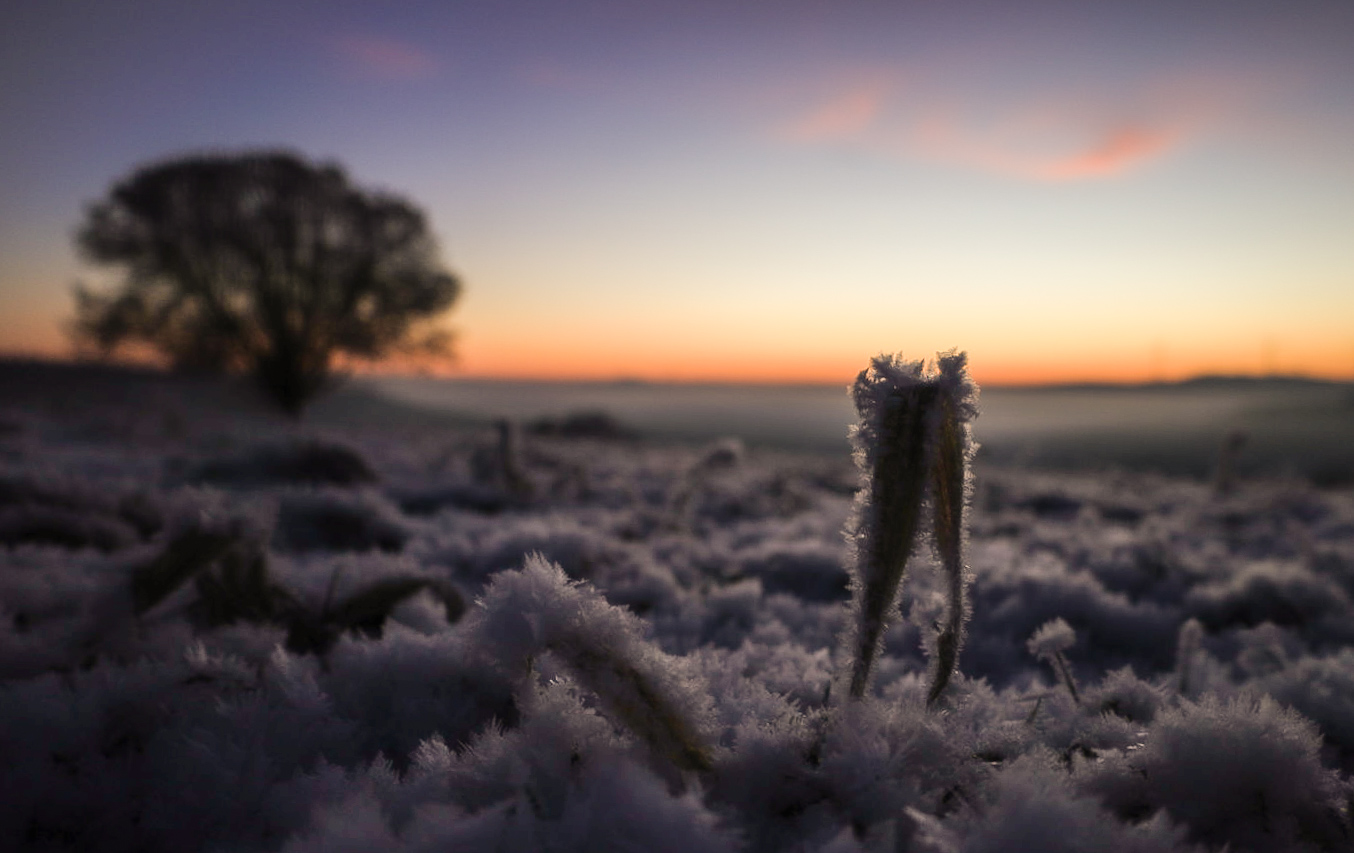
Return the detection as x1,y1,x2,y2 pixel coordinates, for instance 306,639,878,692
2,0,1353,386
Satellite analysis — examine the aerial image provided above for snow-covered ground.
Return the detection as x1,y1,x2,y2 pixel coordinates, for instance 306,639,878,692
2,361,1353,852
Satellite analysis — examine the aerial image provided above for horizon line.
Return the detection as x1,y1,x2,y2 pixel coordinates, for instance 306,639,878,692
3,352,1350,391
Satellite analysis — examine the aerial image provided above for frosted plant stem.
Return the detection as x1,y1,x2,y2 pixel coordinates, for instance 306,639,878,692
1025,695,1043,725
925,354,977,706
320,564,344,620
1213,430,1248,496
472,556,714,777
560,643,713,774
847,380,934,700
843,351,979,703
496,418,532,499
1174,618,1203,697
1028,618,1079,706
1053,652,1080,705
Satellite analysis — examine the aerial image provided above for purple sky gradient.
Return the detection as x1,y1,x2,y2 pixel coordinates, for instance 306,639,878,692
3,0,1352,383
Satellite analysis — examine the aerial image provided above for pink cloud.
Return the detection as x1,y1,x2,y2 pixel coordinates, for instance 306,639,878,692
1032,125,1179,180
782,82,890,143
910,115,1183,181
777,77,1202,181
333,35,440,80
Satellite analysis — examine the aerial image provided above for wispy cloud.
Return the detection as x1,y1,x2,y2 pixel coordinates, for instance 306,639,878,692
910,114,1183,181
1032,126,1179,180
777,75,1205,182
781,80,890,143
332,35,440,81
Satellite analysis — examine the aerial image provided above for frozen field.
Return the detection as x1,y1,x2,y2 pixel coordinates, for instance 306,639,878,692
2,360,1354,852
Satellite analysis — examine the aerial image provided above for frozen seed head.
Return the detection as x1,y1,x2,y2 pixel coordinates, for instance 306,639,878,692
848,355,928,471
844,350,979,702
1027,618,1077,660
933,351,979,422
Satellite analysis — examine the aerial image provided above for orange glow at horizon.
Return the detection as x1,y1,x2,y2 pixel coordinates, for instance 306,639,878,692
7,336,1353,387
7,294,1353,388
440,339,1354,387
0,308,70,357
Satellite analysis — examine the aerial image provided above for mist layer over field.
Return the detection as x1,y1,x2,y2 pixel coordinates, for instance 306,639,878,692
3,360,1354,852
369,374,1354,482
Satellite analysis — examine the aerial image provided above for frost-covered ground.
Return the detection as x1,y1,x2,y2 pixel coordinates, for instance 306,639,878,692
3,361,1354,852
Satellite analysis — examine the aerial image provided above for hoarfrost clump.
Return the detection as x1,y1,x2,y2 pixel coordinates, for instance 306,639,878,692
190,439,377,488
1087,666,1166,723
444,512,615,584
735,536,850,603
1185,559,1349,630
1084,695,1350,852
913,752,1196,853
0,471,161,551
816,697,969,832
272,489,410,553
968,551,1178,683
415,745,740,853
318,626,516,765
1257,649,1354,770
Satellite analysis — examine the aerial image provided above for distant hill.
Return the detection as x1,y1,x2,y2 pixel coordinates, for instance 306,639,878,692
990,374,1354,392
0,356,483,433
